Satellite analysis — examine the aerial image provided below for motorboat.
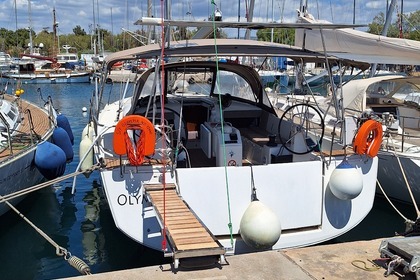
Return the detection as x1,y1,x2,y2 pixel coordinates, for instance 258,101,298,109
79,38,381,268
0,87,74,216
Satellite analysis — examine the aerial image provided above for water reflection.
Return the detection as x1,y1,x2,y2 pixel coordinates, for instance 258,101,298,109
81,180,105,266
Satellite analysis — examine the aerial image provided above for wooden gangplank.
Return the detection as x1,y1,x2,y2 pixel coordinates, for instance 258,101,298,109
144,184,226,268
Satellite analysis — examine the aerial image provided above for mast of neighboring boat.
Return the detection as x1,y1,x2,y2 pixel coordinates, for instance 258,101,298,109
244,0,255,39
27,0,33,55
14,0,18,49
370,0,397,77
52,7,58,59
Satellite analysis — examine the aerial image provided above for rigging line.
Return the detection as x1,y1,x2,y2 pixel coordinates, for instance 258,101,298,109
0,194,91,275
211,0,234,248
173,63,188,163
159,0,168,252
376,179,413,225
388,133,420,218
1,164,101,203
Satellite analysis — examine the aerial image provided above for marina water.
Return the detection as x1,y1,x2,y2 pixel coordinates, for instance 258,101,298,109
0,83,416,279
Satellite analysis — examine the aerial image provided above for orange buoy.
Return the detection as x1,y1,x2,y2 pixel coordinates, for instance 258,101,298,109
113,115,156,165
353,119,383,158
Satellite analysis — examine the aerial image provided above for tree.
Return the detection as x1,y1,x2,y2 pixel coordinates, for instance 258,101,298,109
404,10,420,41
73,25,87,36
256,28,295,45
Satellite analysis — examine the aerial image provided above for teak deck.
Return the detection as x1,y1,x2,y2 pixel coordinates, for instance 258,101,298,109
0,94,52,160
144,183,225,265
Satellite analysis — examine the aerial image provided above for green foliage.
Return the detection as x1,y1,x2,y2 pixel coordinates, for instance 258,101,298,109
73,25,86,36
256,28,295,45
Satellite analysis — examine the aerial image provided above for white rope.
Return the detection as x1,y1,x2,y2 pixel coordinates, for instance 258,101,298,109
0,194,92,275
376,179,413,225
387,132,420,217
0,165,99,204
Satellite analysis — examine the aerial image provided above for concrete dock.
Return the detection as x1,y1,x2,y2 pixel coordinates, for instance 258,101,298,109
60,237,405,280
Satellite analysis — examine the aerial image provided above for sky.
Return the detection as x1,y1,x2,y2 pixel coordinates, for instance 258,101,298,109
0,0,418,38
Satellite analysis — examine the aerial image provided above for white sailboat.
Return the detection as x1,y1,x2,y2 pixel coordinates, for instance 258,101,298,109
78,23,380,267
0,87,74,216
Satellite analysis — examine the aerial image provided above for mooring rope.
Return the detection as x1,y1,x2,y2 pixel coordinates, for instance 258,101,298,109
0,193,92,275
383,132,420,218
211,0,234,249
376,179,413,225
0,163,101,204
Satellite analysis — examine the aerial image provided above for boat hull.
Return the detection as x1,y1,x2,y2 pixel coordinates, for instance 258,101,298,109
376,151,420,204
0,147,46,216
98,154,377,254
2,72,91,84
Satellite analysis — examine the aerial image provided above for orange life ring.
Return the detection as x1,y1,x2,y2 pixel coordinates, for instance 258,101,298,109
113,115,156,165
353,119,383,158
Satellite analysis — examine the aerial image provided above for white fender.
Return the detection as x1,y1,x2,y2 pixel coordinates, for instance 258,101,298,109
329,159,363,200
82,122,94,140
79,136,94,176
239,200,281,250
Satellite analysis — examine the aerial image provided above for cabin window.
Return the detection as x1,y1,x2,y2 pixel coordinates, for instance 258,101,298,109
216,71,255,102
7,109,16,121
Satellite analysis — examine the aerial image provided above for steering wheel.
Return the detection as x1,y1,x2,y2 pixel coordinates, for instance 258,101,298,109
278,103,324,155
221,93,232,108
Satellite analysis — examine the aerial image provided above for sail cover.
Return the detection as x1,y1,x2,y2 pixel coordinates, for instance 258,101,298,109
295,14,420,65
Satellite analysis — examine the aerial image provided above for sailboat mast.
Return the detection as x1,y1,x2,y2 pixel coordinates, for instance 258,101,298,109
353,0,356,24
92,0,97,56
244,0,255,39
28,0,33,54
399,0,403,38
237,0,240,39
270,0,274,42
52,7,58,58
370,0,397,76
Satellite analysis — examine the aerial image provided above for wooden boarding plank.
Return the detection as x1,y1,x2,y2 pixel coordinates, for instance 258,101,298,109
170,228,208,234
153,201,188,207
172,232,213,240
146,188,225,259
171,230,210,238
145,184,177,191
177,242,221,251
167,222,203,230
173,237,215,246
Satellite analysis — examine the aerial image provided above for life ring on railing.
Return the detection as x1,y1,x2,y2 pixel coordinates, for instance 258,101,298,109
113,115,156,165
353,119,383,158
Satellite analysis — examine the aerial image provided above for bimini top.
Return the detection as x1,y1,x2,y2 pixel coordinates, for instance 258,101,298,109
295,15,420,65
103,39,359,70
342,75,420,112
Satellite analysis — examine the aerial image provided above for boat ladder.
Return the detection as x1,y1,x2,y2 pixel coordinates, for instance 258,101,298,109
144,183,226,269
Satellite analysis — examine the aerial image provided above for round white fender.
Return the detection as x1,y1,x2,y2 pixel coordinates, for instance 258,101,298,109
329,159,363,200
239,200,281,250
82,122,94,140
79,136,94,175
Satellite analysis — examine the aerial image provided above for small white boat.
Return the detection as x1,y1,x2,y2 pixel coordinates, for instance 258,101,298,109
0,88,74,216
2,61,91,84
80,38,380,268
